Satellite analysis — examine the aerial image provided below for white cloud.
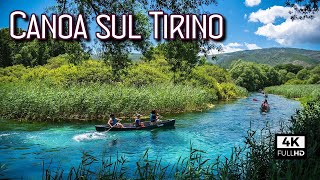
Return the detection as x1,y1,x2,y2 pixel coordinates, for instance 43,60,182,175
249,5,320,45
245,0,261,7
208,42,261,55
227,42,242,47
249,6,290,24
245,43,262,50
244,14,248,19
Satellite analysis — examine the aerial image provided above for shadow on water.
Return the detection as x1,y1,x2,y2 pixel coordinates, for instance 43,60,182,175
150,127,176,141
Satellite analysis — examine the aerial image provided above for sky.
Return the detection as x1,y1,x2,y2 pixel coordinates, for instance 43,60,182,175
1,0,320,54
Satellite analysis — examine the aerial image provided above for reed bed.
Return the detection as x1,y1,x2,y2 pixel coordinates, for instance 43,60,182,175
0,82,212,121
265,84,320,99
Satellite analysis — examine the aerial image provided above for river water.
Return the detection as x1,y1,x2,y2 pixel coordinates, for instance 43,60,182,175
0,93,301,179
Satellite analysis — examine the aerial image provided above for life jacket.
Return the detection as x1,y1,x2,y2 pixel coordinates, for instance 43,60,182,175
262,103,268,110
111,117,117,126
135,119,141,126
150,114,156,122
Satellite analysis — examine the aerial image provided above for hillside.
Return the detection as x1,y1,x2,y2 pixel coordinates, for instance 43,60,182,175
209,48,320,68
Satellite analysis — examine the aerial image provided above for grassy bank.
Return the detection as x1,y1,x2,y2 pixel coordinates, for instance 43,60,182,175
0,56,248,121
265,84,320,104
0,82,214,121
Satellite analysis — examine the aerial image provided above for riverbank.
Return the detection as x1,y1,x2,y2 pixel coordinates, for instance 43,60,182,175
265,84,320,104
0,56,249,121
0,82,247,121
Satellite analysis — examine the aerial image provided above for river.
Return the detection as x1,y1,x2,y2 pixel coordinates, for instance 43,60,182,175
0,93,301,179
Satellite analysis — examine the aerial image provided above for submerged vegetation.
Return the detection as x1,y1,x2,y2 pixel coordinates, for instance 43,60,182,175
43,99,320,179
0,0,319,178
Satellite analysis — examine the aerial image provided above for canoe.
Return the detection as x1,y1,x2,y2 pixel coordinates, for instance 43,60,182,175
95,119,175,132
260,105,270,113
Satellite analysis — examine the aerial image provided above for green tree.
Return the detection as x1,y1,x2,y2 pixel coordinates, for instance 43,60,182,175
274,64,303,74
163,40,200,83
307,65,320,84
65,42,90,64
12,40,50,67
0,29,13,67
199,56,207,66
286,72,296,81
296,69,310,80
265,67,282,86
54,0,219,80
230,61,269,91
286,0,319,19
0,27,88,67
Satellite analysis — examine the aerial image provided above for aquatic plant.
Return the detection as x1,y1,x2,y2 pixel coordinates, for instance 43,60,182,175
0,82,212,121
0,163,6,177
41,118,320,179
265,84,320,100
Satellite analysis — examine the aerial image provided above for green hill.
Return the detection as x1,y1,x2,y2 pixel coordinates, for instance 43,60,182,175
209,48,320,68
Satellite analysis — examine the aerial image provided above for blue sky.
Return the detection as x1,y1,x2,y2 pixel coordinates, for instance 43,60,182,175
1,0,320,53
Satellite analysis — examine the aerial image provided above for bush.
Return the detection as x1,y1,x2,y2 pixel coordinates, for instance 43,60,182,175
285,78,306,85
193,64,232,83
296,69,310,80
219,83,248,99
124,60,171,87
0,65,28,83
291,100,320,157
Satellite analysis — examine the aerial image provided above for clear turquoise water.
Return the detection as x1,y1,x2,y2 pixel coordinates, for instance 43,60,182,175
0,93,301,179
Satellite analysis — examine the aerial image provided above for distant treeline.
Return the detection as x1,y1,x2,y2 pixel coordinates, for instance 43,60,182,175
230,60,320,91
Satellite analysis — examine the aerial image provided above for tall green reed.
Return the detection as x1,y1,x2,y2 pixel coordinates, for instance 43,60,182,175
0,82,212,121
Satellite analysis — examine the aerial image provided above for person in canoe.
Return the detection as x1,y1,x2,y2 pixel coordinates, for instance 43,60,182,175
135,114,144,127
261,99,270,112
108,114,124,128
150,110,159,124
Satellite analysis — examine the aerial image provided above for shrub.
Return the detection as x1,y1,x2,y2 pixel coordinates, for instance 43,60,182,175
124,62,171,87
0,65,28,83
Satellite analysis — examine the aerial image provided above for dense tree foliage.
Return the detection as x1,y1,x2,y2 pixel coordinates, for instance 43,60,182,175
0,28,88,67
286,0,319,19
229,61,281,91
53,0,219,79
0,29,13,67
285,65,320,85
163,40,200,83
229,60,320,91
274,64,304,74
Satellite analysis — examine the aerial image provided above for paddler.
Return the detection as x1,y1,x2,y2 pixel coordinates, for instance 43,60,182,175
108,114,124,128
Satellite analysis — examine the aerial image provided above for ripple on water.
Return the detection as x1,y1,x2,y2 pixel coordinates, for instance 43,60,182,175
0,93,301,178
